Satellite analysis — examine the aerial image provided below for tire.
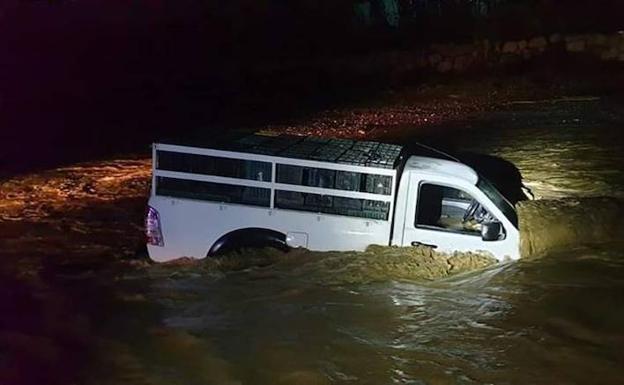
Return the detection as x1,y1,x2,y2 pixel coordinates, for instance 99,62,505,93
208,228,289,257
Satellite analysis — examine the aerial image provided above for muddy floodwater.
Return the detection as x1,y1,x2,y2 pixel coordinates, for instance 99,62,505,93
2,99,624,385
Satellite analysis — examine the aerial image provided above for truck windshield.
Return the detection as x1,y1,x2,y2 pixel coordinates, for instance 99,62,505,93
477,177,518,229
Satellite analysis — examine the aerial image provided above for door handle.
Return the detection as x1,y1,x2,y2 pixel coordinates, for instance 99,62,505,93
411,241,438,249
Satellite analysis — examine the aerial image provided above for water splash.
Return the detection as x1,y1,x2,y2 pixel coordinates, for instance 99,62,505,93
518,197,624,259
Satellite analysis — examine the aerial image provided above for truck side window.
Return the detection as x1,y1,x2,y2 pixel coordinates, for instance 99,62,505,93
157,151,272,182
156,177,271,207
415,183,493,235
277,165,392,196
335,171,360,191
274,191,390,220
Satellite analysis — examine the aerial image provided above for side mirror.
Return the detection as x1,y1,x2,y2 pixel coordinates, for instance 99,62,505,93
481,222,502,242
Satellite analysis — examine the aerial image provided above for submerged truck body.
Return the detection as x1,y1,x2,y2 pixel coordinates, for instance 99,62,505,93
146,135,520,262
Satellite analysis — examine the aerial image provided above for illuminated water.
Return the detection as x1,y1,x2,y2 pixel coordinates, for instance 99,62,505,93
434,99,624,200
2,99,624,385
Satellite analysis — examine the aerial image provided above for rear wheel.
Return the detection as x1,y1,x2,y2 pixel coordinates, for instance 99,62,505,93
208,228,289,257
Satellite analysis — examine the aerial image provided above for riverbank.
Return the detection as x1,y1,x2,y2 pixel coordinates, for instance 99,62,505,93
3,67,622,179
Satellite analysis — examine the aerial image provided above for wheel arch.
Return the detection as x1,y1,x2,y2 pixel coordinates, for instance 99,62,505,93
207,227,289,257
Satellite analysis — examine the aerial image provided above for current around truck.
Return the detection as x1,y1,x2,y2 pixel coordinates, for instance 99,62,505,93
145,134,521,262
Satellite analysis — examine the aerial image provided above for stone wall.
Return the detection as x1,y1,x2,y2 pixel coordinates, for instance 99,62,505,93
420,32,624,73
284,32,624,81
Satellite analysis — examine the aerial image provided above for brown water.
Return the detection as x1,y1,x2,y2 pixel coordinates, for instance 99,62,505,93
435,99,624,200
99,246,624,385
2,99,624,385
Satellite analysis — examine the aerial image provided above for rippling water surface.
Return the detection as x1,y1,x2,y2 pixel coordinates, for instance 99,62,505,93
441,99,624,200
2,99,624,385
91,243,624,385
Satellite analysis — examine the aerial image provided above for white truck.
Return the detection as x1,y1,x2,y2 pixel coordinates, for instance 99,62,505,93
146,135,520,262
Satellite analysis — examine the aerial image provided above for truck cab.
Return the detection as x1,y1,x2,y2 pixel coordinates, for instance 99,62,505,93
391,156,520,260
146,135,520,262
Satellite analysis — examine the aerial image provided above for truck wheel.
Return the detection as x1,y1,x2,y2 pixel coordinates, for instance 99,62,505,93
208,228,289,257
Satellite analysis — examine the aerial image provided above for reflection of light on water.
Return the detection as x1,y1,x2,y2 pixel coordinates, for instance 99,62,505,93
386,274,512,329
445,101,624,200
523,181,577,200
493,136,623,199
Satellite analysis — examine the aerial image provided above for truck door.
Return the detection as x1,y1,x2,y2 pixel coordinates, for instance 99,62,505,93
401,175,514,259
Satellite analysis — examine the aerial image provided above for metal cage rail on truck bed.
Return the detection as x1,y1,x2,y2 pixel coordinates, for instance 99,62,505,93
152,135,405,222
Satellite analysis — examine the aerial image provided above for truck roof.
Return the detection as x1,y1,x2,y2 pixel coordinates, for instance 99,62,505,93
404,156,479,185
222,134,404,169
156,134,480,182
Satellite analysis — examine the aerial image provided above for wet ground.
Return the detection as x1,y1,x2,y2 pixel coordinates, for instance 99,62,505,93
2,95,624,384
